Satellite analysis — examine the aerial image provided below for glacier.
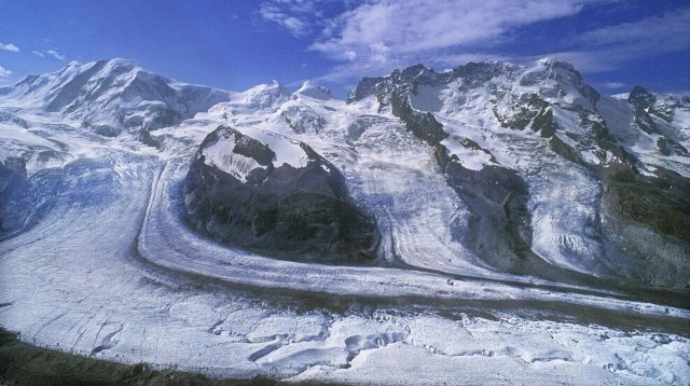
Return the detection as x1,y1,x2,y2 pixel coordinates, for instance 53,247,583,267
0,58,689,385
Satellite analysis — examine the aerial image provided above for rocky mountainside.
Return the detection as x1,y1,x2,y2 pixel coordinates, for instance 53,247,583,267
181,58,689,288
339,58,690,288
1,58,688,290
183,125,379,264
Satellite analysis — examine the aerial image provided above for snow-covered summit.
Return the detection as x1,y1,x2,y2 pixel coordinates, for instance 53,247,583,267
0,58,230,136
536,57,576,71
292,81,332,101
239,80,290,110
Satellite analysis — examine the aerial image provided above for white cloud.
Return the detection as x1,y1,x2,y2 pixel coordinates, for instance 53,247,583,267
0,43,20,52
33,49,67,60
580,8,690,52
260,5,307,36
261,1,688,86
575,8,690,63
262,0,608,83
601,82,626,89
0,65,12,77
538,8,690,74
46,49,67,61
344,50,357,61
259,0,322,37
310,0,606,61
369,42,389,64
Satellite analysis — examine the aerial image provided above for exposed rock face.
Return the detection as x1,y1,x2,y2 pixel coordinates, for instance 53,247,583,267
183,126,379,264
443,160,537,274
628,86,656,110
600,166,690,288
626,86,690,157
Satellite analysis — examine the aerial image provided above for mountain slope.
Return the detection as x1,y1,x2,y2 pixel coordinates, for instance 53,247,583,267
183,125,379,264
343,58,689,288
0,58,231,137
1,57,688,289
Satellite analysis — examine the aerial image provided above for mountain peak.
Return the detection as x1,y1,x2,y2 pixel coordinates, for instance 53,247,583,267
537,57,575,71
293,80,332,100
399,63,429,76
628,85,655,109
240,80,289,109
98,57,143,72
393,63,437,85
518,57,599,103
0,57,230,136
53,58,142,80
254,80,287,91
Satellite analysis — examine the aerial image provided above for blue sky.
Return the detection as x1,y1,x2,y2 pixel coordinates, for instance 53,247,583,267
0,0,688,97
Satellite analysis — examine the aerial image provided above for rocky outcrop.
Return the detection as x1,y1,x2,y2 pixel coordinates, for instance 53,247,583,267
183,126,379,264
601,166,690,288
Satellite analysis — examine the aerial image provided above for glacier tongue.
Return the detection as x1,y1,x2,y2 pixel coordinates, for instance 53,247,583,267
333,113,484,274
0,149,687,385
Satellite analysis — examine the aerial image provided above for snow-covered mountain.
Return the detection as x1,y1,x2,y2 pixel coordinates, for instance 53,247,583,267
172,58,689,290
0,58,230,137
351,59,690,285
1,56,688,287
1,58,689,386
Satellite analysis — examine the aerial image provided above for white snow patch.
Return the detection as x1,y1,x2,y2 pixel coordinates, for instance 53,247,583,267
292,81,332,101
440,136,493,171
551,105,582,133
201,136,264,183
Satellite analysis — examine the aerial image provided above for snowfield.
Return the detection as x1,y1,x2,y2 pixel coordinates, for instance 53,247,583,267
1,58,689,385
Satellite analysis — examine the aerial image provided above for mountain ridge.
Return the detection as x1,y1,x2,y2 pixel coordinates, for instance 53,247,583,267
0,58,231,137
0,57,688,290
